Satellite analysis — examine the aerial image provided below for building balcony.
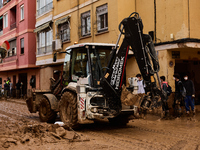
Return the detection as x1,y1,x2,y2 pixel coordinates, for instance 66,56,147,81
10,22,16,30
37,1,53,16
37,45,52,55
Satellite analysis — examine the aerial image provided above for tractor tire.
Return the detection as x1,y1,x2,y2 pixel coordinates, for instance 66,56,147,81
59,91,78,128
39,97,57,123
108,115,129,126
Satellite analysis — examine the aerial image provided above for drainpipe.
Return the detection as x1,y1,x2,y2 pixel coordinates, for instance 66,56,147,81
91,0,94,42
154,0,157,43
77,0,79,43
188,0,190,38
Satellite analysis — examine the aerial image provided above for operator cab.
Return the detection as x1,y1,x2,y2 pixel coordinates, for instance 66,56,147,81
63,43,115,88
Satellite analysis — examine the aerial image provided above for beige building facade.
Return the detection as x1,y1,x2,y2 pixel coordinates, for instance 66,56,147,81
35,0,200,103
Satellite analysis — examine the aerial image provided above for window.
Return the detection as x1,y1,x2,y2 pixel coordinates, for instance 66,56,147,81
0,0,3,8
81,11,91,36
20,38,24,54
37,28,52,55
3,13,8,28
0,16,3,35
96,4,108,32
71,49,88,81
7,39,16,57
20,4,24,20
37,0,53,16
58,22,70,42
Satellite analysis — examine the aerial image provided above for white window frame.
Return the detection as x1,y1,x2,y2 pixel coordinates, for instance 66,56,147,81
3,13,8,28
96,4,108,32
37,28,52,55
37,0,53,16
81,11,91,36
20,4,24,20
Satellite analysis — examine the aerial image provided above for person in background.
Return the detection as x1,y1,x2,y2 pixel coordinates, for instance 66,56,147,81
173,73,185,118
136,73,146,119
160,76,170,118
15,80,21,99
136,74,145,94
183,74,195,116
6,77,10,97
9,80,13,98
4,80,9,100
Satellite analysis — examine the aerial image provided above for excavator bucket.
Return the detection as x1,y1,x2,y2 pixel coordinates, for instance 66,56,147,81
121,85,145,107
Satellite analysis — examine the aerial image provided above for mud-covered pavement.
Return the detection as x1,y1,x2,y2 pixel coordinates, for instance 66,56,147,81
0,98,200,150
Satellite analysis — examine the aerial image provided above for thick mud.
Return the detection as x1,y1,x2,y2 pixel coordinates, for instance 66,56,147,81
0,98,200,150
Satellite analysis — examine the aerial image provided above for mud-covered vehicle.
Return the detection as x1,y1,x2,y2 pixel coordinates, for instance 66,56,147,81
26,43,138,126
26,12,166,128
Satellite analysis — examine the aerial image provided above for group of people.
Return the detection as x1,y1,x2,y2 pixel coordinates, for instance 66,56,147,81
3,78,23,100
135,73,195,118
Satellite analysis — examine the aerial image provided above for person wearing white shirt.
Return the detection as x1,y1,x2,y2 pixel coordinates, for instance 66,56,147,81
136,74,145,94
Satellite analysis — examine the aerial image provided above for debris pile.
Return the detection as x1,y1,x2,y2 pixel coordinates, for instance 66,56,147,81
0,121,89,149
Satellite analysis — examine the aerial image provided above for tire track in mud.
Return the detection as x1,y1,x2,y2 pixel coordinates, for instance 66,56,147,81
0,101,39,122
127,124,200,148
127,124,200,143
84,130,166,150
80,121,200,150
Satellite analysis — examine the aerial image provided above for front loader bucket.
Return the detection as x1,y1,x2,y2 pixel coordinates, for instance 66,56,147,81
121,85,145,107
26,97,37,113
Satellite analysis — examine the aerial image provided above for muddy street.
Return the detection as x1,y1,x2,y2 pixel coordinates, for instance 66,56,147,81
0,98,200,150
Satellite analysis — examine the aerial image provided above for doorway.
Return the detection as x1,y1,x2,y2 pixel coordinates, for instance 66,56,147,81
19,73,27,98
175,60,200,104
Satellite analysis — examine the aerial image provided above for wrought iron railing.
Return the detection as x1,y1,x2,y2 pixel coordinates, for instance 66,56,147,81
37,1,53,16
37,45,52,55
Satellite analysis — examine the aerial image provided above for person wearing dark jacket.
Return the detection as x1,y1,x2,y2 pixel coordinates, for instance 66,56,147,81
4,80,9,100
173,73,185,118
183,74,195,115
160,76,169,118
15,80,21,99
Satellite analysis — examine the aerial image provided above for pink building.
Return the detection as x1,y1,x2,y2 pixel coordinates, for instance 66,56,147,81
0,0,39,97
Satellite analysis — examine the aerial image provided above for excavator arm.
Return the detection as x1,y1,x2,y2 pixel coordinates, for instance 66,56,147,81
100,12,166,114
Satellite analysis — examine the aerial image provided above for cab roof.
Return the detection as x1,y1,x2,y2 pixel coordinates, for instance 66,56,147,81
65,43,116,51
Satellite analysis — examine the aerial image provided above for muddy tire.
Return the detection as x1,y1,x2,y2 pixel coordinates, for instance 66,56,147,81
39,97,57,123
59,91,78,128
108,115,129,126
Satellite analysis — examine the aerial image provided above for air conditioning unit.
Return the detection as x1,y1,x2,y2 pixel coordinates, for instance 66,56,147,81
12,47,16,55
52,39,62,51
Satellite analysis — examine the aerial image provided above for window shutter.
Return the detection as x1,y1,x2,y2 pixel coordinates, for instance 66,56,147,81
82,17,85,36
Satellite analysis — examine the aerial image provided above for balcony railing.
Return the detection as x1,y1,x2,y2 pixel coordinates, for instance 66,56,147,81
37,1,53,16
10,22,16,30
37,45,52,55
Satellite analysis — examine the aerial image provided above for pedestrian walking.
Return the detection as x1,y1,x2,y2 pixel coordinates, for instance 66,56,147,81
183,74,195,116
136,74,145,94
160,76,170,118
173,73,186,118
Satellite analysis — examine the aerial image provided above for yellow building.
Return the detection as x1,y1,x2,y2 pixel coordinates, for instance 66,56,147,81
34,0,200,102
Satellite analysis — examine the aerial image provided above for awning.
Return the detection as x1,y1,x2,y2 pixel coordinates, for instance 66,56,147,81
55,16,70,26
34,21,51,33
